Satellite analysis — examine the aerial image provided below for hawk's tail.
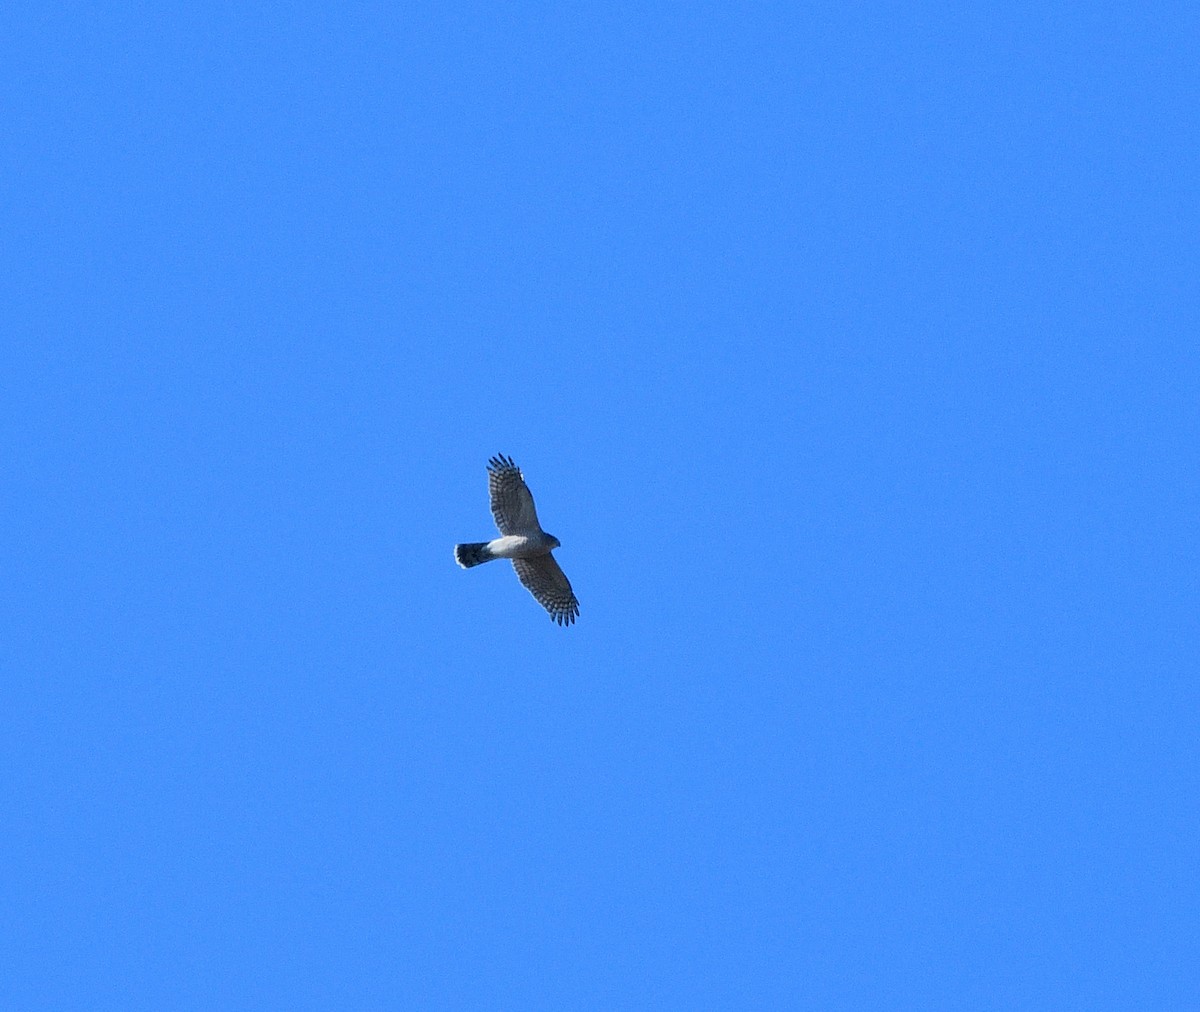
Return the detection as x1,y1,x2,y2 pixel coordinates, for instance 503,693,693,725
454,542,494,568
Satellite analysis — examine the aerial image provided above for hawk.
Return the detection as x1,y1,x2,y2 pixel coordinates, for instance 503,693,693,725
454,454,580,626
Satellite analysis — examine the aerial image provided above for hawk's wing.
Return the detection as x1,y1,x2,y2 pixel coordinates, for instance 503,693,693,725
512,554,579,626
487,454,541,535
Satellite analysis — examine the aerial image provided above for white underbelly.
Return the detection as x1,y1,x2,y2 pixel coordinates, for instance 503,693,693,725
488,534,546,559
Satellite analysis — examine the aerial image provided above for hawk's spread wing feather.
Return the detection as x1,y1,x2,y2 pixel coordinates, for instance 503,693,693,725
512,554,580,626
487,454,541,534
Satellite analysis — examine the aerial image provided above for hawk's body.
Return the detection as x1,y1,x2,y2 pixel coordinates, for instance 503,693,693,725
454,455,579,626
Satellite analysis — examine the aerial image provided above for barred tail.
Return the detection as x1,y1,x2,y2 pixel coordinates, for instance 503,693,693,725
454,542,495,568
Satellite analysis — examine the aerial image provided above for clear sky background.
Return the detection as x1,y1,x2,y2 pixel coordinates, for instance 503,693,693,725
3,3,1197,1008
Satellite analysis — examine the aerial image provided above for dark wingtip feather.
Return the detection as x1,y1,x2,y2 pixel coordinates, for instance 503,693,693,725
487,453,519,474
551,604,579,627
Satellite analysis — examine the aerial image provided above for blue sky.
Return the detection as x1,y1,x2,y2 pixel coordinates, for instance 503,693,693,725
3,3,1197,1008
